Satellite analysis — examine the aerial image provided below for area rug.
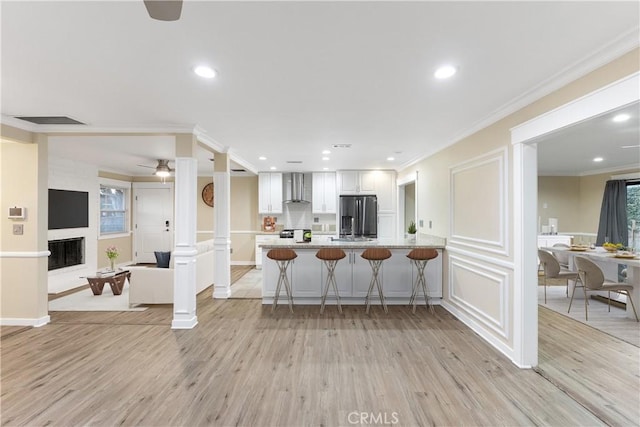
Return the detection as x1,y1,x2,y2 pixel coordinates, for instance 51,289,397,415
230,268,262,299
48,283,147,312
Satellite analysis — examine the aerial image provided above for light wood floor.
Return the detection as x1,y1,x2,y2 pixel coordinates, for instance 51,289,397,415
0,293,615,426
539,284,640,346
537,306,640,426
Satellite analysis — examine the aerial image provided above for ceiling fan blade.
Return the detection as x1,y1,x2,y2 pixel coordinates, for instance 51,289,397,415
144,0,182,22
137,164,156,169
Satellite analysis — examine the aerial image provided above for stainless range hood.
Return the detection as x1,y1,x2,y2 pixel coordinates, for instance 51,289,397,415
285,172,309,203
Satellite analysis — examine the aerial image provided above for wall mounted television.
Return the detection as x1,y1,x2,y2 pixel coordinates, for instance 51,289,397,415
48,189,89,230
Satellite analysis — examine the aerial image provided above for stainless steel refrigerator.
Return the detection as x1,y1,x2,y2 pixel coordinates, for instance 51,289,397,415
339,195,377,238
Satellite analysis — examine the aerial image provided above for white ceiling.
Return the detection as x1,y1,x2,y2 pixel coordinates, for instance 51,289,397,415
2,1,639,177
536,102,640,176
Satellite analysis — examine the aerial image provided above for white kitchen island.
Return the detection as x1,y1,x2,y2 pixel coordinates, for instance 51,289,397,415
260,235,446,307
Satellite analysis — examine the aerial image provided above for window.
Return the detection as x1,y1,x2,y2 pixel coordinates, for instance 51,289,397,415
627,181,640,250
100,180,130,235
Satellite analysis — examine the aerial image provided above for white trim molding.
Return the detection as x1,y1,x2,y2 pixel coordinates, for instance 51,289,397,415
0,251,50,258
1,315,50,327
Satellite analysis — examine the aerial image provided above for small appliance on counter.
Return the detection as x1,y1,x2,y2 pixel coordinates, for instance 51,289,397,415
280,229,311,242
262,216,277,232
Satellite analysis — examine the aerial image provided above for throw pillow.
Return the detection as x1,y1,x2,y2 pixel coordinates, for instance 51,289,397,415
154,251,171,268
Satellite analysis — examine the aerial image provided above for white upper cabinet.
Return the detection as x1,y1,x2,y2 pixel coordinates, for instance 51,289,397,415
258,172,283,214
374,171,396,213
337,170,396,211
338,170,376,194
312,172,337,214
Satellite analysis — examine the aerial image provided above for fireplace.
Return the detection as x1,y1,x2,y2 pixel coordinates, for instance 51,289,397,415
48,237,85,271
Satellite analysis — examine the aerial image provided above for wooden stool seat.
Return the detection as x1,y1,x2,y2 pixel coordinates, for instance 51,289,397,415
361,248,392,314
266,249,297,313
316,248,347,314
267,248,298,261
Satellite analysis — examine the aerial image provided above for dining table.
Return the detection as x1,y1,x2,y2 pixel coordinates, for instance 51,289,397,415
542,246,640,319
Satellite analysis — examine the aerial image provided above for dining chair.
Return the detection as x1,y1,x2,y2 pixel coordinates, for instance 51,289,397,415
552,243,571,269
570,256,639,322
537,249,579,304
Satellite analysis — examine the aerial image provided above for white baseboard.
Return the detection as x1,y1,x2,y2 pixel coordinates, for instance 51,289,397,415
171,317,198,329
441,300,528,368
1,315,50,327
231,261,256,266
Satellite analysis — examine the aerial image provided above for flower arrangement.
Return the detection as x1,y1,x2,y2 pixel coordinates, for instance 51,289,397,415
106,246,119,260
106,246,119,271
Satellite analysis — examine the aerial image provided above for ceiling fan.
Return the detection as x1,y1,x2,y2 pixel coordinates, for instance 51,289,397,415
138,159,174,177
144,0,183,21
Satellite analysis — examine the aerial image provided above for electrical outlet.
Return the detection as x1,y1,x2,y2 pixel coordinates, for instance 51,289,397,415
13,224,24,235
429,220,432,229
419,219,424,227
230,248,233,254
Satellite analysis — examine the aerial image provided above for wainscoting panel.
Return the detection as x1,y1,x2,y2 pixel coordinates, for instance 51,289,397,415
449,148,508,256
448,253,511,340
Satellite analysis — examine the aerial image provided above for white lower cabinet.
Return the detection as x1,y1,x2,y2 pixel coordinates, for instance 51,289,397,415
291,251,322,297
255,235,279,269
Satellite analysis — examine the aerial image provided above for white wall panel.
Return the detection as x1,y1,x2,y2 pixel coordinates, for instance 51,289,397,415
450,148,508,256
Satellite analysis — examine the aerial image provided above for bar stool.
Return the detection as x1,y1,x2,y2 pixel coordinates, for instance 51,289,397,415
361,248,392,314
407,248,439,313
316,248,347,314
266,248,297,313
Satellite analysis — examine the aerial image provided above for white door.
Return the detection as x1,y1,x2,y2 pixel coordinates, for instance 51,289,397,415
134,186,173,263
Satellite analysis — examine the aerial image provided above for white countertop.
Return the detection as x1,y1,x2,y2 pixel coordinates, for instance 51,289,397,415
259,234,446,249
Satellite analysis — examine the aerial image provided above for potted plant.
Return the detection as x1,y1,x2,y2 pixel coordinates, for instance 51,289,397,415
407,220,417,241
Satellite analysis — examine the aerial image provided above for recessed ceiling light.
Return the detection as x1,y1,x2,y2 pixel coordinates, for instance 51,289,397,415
322,150,331,155
270,166,277,170
434,65,457,79
194,66,216,79
387,157,395,161
593,157,604,162
323,167,329,171
612,113,630,122
259,156,267,160
621,145,640,149
322,157,329,161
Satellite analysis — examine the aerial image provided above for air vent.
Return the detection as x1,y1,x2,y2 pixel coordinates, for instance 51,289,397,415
231,168,246,172
286,160,303,164
14,116,85,125
332,144,352,148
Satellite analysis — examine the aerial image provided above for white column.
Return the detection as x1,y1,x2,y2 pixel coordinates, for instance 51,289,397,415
172,156,198,329
213,154,231,298
512,141,538,368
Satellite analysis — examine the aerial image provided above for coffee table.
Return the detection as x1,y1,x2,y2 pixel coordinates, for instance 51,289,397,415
86,270,130,295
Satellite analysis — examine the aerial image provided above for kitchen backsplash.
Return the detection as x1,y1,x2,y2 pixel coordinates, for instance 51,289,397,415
260,203,335,231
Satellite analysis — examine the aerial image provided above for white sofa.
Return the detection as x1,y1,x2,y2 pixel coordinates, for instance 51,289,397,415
128,239,215,305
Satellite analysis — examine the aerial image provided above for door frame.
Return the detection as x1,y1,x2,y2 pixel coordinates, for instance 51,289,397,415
511,72,639,367
397,171,418,238
132,181,175,264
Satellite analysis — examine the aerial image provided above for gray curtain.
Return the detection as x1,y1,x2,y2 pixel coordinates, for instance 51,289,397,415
596,180,628,246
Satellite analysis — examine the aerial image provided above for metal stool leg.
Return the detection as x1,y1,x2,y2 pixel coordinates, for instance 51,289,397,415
411,259,432,314
365,260,388,314
273,259,293,313
321,260,342,314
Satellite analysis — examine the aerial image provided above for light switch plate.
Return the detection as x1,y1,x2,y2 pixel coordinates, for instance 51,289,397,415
13,224,24,235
